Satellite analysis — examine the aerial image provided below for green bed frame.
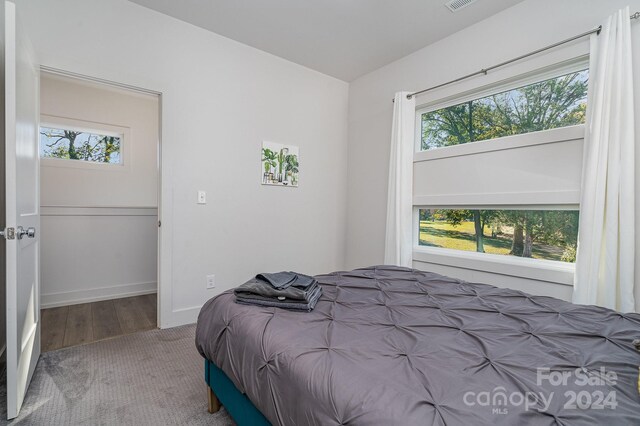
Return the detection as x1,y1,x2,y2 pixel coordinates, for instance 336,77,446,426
205,359,271,425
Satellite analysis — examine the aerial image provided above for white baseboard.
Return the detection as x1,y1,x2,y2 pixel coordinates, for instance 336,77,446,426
41,281,157,308
160,305,201,329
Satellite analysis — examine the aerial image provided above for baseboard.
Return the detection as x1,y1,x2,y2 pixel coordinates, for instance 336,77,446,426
41,281,157,308
160,305,201,329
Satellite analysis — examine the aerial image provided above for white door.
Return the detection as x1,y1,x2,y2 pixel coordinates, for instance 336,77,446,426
3,0,40,419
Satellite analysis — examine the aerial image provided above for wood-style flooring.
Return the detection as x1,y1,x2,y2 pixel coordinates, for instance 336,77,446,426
41,294,157,352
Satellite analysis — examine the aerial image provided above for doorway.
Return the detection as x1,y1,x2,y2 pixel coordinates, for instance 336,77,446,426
37,70,162,351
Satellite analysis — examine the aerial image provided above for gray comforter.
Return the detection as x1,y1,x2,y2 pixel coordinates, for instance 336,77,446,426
196,266,640,425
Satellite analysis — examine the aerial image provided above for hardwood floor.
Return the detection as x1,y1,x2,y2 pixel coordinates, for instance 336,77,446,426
41,293,157,352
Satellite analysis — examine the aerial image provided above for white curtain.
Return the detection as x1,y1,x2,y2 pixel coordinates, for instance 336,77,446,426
384,92,416,267
573,7,636,312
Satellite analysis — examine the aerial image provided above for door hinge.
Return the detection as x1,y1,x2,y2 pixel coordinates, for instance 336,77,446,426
1,227,16,240
158,220,161,228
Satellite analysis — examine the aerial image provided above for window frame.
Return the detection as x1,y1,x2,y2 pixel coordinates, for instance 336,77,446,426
412,244,575,286
412,206,578,286
411,58,589,286
40,114,131,170
414,56,590,155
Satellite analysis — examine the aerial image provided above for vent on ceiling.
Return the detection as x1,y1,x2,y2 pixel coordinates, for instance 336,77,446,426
445,0,477,12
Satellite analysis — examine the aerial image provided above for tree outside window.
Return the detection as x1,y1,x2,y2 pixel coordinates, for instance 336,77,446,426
420,70,588,150
40,126,122,164
419,209,579,263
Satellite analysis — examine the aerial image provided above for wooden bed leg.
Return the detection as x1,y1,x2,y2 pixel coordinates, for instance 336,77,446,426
208,385,221,413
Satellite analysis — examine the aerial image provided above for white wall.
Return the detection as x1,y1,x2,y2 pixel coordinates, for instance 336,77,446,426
39,74,159,307
346,0,640,311
40,208,158,308
21,0,349,327
40,74,159,207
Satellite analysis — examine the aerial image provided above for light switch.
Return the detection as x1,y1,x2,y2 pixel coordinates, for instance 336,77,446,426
206,274,216,289
197,190,207,204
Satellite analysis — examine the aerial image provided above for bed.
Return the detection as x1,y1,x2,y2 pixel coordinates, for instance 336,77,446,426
196,266,640,425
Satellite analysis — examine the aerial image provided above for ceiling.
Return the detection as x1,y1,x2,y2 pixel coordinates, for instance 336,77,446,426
129,0,525,81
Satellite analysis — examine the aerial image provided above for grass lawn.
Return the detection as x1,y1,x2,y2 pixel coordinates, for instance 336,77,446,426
419,220,565,261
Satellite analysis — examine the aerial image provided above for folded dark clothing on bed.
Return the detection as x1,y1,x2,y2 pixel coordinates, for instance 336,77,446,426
255,271,317,289
235,285,322,311
255,271,297,289
236,298,315,311
234,278,319,301
289,273,316,290
236,285,321,305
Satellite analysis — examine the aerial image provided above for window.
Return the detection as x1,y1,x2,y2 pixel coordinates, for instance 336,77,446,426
418,209,579,263
40,125,122,164
420,69,588,150
413,62,588,284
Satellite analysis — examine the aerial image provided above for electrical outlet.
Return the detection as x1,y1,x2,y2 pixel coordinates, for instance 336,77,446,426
197,190,207,204
206,274,216,289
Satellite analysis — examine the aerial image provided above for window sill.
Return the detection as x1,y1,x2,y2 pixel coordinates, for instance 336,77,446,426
412,246,574,286
41,157,126,170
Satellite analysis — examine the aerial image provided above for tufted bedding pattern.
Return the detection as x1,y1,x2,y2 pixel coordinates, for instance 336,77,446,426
196,266,640,425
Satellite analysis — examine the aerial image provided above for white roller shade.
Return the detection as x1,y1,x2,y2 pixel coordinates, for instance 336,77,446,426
413,125,583,207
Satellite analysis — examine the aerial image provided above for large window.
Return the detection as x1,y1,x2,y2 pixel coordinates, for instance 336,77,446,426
420,70,588,150
418,209,579,263
413,62,588,283
40,125,122,164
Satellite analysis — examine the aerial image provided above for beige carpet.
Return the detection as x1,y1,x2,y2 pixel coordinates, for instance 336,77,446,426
2,324,235,425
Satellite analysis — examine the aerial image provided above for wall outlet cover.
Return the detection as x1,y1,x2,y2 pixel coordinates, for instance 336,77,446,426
206,274,216,289
197,190,207,204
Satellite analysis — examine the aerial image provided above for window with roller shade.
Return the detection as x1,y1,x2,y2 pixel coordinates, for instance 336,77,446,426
419,69,588,150
413,61,587,279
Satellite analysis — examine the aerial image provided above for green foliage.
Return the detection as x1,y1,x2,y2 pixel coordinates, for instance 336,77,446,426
436,209,497,253
419,209,431,221
533,210,579,246
262,148,277,173
421,70,589,149
101,136,120,163
40,128,121,163
421,103,472,148
424,208,579,262
75,135,121,162
276,147,289,177
419,220,567,261
561,245,577,263
50,144,70,159
441,209,472,226
284,153,299,184
284,154,299,175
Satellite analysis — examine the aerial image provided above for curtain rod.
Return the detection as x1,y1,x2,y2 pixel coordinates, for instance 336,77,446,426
396,11,639,102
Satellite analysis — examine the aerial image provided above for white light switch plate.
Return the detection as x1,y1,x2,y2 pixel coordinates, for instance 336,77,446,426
197,190,206,204
206,274,216,289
